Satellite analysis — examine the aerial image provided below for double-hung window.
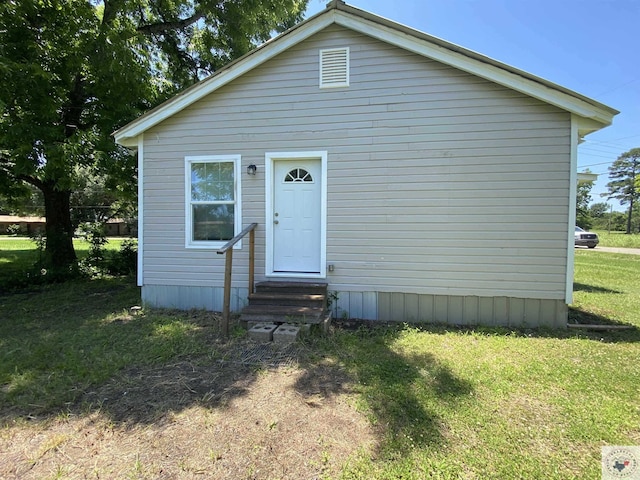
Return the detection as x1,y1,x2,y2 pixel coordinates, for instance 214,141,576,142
185,155,242,248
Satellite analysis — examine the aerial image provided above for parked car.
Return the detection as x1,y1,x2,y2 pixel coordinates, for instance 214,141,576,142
575,226,599,248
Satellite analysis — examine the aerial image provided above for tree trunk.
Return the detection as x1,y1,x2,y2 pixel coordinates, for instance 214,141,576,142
42,185,77,270
627,196,634,235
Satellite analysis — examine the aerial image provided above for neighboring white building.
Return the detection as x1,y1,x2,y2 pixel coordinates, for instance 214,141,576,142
114,1,617,327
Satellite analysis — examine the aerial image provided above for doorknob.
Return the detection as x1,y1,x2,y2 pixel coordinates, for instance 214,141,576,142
274,220,279,224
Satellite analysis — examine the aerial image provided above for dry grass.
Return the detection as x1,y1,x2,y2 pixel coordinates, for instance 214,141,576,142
1,358,375,480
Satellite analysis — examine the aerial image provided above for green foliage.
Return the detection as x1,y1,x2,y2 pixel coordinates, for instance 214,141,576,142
6,224,23,236
575,174,593,229
594,230,640,248
0,184,43,216
603,148,640,233
78,222,109,275
0,0,308,270
71,165,127,226
0,237,41,292
591,209,628,232
589,202,609,218
0,236,128,292
78,222,137,277
107,238,138,276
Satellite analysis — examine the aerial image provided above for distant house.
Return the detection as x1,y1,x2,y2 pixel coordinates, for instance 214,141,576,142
0,215,45,235
0,215,132,237
114,1,617,327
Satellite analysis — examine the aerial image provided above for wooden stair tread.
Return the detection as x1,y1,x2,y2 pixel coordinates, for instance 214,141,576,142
254,282,328,295
241,281,330,326
249,292,325,301
255,281,328,289
242,305,324,315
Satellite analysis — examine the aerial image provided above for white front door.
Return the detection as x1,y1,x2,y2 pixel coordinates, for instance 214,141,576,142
272,158,322,274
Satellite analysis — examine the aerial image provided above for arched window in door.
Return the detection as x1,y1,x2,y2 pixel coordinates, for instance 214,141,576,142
284,168,313,183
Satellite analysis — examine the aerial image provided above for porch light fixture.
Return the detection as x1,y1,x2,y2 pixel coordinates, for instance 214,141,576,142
247,164,257,175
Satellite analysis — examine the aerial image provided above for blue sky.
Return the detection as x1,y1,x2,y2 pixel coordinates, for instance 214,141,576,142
304,0,640,210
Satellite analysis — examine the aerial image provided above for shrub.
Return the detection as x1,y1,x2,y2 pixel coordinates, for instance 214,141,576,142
78,222,108,276
6,224,23,236
107,238,137,276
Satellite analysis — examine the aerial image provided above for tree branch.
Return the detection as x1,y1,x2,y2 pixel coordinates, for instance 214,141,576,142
102,0,124,26
15,174,45,191
137,12,205,36
1,155,43,191
62,74,86,138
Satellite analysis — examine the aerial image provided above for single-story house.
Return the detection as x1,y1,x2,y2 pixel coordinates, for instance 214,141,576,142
0,215,46,235
0,215,133,237
114,1,617,327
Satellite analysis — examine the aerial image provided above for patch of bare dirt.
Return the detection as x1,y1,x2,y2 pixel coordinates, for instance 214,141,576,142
0,344,376,479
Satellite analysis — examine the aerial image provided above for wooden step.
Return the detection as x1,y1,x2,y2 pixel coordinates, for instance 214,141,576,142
241,305,326,324
241,281,330,328
255,281,328,295
248,292,326,307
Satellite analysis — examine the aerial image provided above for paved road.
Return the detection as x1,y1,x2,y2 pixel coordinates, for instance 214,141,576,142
577,246,640,255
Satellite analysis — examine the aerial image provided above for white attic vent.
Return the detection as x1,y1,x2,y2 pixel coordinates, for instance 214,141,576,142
319,47,349,88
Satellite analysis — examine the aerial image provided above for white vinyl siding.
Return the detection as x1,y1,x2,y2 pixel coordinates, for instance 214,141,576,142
141,25,571,304
184,155,242,249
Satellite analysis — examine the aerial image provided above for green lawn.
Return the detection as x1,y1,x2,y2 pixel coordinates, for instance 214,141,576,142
0,240,639,479
572,250,640,327
314,250,640,478
318,326,639,479
0,236,127,292
595,230,640,248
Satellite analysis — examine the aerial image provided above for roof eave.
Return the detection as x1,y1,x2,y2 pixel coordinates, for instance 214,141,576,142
331,6,618,128
577,172,598,184
114,1,618,147
114,9,337,147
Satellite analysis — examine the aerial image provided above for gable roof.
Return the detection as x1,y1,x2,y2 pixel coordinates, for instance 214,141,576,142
114,0,618,147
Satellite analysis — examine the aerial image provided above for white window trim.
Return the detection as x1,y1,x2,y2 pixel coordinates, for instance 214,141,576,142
184,155,242,249
319,47,350,89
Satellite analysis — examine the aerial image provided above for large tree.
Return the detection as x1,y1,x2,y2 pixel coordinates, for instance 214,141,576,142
0,0,307,274
589,202,609,219
576,170,594,230
603,148,640,234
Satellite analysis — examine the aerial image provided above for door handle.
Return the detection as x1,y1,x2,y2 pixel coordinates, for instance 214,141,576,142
274,220,279,224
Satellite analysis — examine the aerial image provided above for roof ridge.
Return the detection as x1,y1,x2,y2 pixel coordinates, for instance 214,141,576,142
325,0,346,9
114,1,617,147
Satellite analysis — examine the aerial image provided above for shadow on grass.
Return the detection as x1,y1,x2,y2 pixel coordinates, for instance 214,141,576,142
0,276,474,465
573,282,623,294
0,277,263,426
573,283,624,294
2,277,361,436
78,351,259,425
296,327,473,456
1,275,637,477
567,306,640,337
0,248,42,294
